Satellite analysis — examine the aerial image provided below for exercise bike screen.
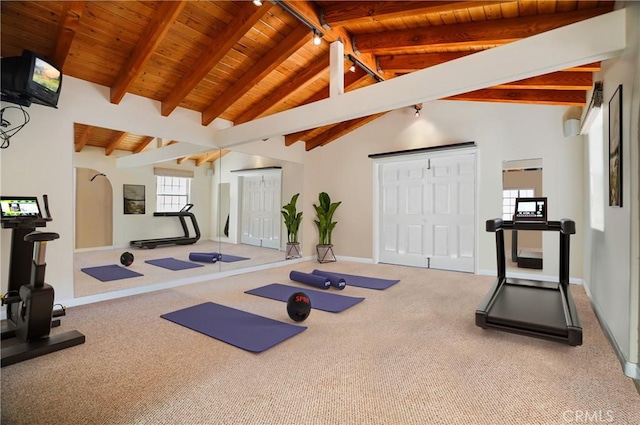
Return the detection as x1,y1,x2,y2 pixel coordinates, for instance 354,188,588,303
0,197,41,218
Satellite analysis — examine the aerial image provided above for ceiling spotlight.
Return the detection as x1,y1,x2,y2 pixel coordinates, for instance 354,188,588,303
253,0,262,6
414,104,422,117
312,30,322,46
349,63,356,72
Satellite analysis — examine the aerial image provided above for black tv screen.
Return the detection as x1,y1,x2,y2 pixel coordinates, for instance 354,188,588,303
1,50,62,108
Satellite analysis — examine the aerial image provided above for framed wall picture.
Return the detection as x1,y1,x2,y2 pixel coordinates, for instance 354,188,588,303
608,84,623,207
123,184,145,214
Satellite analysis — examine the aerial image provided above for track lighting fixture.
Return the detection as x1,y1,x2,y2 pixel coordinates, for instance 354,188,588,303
414,104,422,117
312,29,322,46
253,0,263,6
349,63,356,73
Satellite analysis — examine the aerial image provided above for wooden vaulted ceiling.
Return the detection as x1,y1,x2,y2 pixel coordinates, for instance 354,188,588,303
1,0,614,165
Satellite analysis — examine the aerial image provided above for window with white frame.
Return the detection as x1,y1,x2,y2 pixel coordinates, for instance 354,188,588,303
156,176,190,212
502,188,535,220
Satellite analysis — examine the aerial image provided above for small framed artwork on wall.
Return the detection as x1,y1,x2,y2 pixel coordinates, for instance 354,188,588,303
123,184,145,214
608,84,623,207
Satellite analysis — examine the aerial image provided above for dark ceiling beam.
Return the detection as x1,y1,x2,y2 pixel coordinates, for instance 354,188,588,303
202,24,310,126
110,1,187,104
321,1,510,27
445,89,587,106
234,55,330,125
51,1,85,70
161,2,273,117
352,8,610,54
305,113,386,151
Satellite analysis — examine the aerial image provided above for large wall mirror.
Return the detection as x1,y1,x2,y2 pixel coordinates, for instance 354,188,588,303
502,158,543,273
72,123,303,299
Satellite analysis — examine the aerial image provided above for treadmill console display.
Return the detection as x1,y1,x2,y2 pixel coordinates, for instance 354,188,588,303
514,197,547,222
0,196,42,219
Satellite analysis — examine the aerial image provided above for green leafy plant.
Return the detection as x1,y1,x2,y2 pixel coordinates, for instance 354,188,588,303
313,192,341,246
281,193,303,244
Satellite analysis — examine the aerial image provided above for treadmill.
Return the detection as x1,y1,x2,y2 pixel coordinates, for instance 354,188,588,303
476,197,582,346
130,204,201,249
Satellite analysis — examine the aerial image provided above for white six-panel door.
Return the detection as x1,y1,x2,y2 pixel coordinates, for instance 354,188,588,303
377,150,476,273
240,173,281,249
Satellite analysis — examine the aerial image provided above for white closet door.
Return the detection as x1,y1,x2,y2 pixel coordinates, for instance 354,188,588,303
379,159,430,267
240,173,281,249
425,153,476,273
377,151,476,273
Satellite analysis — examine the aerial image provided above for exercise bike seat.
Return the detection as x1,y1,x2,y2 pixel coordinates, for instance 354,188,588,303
24,231,60,243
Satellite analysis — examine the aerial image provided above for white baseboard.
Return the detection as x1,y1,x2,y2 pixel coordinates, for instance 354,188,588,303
582,284,640,380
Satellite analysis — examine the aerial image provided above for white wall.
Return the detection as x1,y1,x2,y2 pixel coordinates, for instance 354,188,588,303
74,146,212,247
302,101,585,279
582,0,640,377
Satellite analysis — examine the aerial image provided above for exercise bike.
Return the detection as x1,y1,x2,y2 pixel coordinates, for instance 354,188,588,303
1,195,85,367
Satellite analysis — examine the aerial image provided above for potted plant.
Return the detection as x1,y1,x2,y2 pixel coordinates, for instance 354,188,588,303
281,193,303,259
313,191,341,263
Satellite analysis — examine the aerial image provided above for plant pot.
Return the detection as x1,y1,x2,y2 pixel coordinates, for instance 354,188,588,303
316,244,336,263
286,242,302,259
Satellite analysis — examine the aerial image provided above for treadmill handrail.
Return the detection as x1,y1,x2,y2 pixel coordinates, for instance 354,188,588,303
486,218,575,234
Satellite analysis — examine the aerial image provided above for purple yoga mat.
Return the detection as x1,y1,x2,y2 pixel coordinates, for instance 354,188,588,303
145,257,204,271
245,283,364,313
311,270,400,290
81,264,143,282
290,270,330,289
161,302,306,353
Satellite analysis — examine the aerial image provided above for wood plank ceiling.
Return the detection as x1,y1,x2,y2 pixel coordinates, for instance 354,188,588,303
1,0,614,166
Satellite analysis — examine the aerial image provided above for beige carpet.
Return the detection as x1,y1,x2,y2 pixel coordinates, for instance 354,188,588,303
2,261,639,424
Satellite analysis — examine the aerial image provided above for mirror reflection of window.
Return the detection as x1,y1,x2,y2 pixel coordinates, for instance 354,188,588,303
156,176,191,212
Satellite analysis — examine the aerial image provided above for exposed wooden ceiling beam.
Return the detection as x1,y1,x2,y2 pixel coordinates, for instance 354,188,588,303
279,0,383,81
105,131,128,156
321,1,510,27
195,149,229,167
493,72,592,90
110,1,187,104
379,52,602,74
51,1,85,70
284,67,371,145
133,136,155,154
234,55,330,125
74,124,93,153
161,2,273,117
305,113,386,151
352,8,610,54
444,89,587,106
202,24,310,126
